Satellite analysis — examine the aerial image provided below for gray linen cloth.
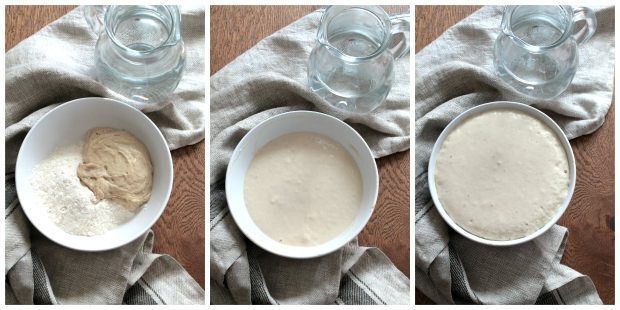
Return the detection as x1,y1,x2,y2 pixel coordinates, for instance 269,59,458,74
415,6,614,305
5,6,205,304
211,10,410,305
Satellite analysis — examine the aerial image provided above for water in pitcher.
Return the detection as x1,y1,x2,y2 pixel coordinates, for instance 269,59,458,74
93,6,185,104
114,9,173,51
493,5,596,99
499,15,576,96
308,30,394,112
308,6,409,112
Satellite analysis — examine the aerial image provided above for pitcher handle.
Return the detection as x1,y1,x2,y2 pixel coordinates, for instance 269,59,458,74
389,13,410,59
572,7,597,46
83,5,106,35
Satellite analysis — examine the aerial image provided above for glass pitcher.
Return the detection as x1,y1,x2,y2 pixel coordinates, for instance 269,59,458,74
308,6,410,113
493,5,596,99
84,5,185,105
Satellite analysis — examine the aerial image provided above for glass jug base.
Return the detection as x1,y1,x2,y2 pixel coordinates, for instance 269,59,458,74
308,73,390,113
495,59,575,99
96,60,184,105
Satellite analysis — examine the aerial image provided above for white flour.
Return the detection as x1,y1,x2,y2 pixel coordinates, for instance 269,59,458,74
30,144,135,236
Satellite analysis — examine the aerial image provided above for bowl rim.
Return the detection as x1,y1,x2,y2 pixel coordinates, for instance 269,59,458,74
427,101,576,246
225,110,379,259
15,97,174,252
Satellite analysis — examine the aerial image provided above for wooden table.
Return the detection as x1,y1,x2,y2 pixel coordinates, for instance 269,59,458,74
6,6,205,288
211,5,411,277
415,5,614,305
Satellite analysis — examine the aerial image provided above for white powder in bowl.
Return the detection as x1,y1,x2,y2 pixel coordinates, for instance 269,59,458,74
30,143,136,236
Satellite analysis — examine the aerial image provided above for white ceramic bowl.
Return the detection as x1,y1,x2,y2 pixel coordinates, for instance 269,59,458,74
226,111,379,258
428,101,576,246
15,97,173,251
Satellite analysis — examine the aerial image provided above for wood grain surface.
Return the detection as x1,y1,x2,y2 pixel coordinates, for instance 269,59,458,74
6,5,205,288
415,5,614,305
211,5,411,277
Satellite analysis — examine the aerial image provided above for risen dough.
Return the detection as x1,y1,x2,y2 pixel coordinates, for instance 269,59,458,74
434,109,569,241
244,132,363,246
77,127,153,212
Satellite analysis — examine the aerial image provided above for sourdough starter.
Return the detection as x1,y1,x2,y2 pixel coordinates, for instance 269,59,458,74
434,109,569,241
244,132,363,246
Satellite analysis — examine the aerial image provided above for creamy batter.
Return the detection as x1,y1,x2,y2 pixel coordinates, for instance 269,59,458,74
77,127,153,212
244,132,363,246
434,109,569,241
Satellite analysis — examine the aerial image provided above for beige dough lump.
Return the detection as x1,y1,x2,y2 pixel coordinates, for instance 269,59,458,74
244,132,363,246
77,127,153,212
434,109,569,241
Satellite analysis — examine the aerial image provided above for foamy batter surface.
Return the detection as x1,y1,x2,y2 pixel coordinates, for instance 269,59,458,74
434,109,569,241
244,132,363,246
